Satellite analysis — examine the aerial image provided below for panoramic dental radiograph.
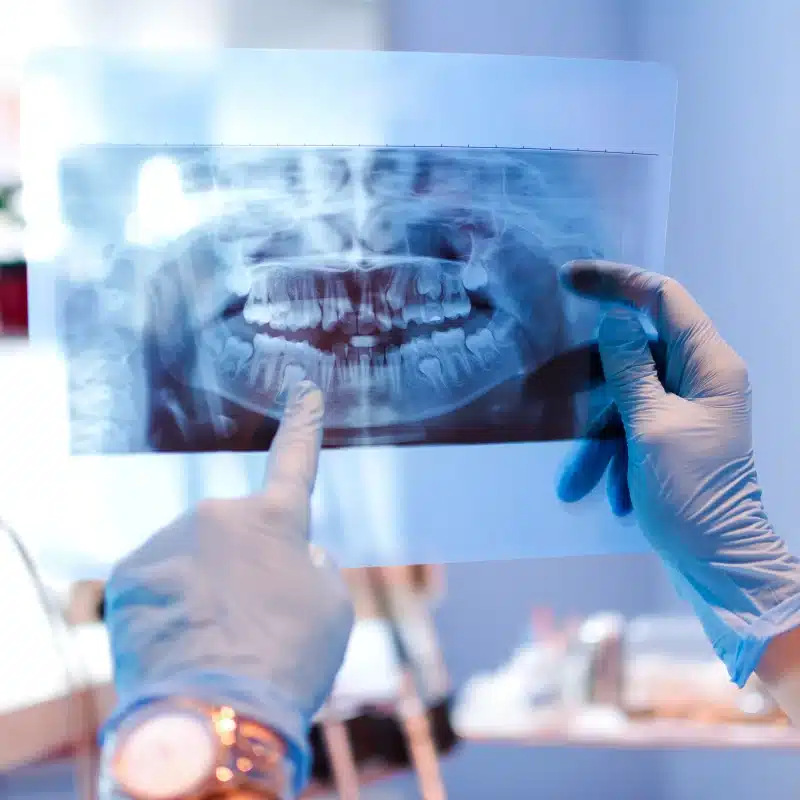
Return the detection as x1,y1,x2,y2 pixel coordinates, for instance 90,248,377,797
58,145,629,455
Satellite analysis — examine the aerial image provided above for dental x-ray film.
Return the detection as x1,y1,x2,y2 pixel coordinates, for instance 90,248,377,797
59,144,649,454
22,50,676,567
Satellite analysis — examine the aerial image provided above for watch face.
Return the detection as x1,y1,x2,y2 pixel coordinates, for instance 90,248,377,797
113,711,217,799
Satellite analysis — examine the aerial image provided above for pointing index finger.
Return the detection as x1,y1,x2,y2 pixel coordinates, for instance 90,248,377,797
262,380,325,510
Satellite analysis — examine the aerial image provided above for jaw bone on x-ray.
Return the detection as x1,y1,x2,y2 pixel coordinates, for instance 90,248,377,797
60,145,625,455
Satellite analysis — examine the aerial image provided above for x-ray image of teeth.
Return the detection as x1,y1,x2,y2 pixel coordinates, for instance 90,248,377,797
56,145,655,455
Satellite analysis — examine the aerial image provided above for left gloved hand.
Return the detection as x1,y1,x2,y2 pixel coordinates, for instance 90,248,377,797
101,381,354,796
554,261,800,688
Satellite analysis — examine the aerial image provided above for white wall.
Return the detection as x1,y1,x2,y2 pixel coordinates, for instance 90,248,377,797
388,0,637,59
634,2,800,799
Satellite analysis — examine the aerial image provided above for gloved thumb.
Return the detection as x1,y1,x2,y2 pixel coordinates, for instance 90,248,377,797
598,308,665,432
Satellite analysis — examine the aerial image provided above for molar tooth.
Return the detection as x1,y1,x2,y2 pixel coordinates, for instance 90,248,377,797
243,300,271,325
421,303,445,325
442,275,472,319
432,329,458,348
418,356,447,390
433,329,470,376
465,328,496,368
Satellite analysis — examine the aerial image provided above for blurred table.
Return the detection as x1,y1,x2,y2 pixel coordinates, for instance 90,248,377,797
462,714,800,750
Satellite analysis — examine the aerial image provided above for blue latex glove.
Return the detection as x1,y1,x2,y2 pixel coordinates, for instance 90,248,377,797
100,381,354,796
556,260,800,687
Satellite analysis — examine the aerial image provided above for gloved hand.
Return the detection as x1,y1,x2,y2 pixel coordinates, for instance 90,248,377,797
556,260,800,687
101,380,354,796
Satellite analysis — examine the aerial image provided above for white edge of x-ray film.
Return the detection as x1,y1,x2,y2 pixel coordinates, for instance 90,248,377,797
19,50,676,579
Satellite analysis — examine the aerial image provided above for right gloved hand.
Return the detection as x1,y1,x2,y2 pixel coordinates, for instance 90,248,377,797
556,260,800,687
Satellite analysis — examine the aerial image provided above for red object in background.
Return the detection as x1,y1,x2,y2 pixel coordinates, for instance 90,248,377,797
0,262,28,335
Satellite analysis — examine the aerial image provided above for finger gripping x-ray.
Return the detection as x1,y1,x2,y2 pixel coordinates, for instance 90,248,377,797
59,145,645,456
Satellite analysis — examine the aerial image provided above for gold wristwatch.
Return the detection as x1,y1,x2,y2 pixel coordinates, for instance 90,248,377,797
101,700,293,800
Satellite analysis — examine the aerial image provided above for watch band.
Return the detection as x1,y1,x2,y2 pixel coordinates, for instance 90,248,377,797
100,699,292,800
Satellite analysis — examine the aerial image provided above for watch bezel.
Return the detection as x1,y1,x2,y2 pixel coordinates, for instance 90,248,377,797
111,705,219,800
106,700,289,800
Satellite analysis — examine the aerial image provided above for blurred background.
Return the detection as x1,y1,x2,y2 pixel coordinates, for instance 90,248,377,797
2,1,800,798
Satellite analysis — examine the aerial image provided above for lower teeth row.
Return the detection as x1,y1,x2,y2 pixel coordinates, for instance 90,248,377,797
209,323,502,397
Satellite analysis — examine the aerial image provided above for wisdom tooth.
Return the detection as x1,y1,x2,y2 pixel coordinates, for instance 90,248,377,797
461,258,488,291
461,233,493,291
219,338,254,378
466,328,496,368
488,313,518,351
